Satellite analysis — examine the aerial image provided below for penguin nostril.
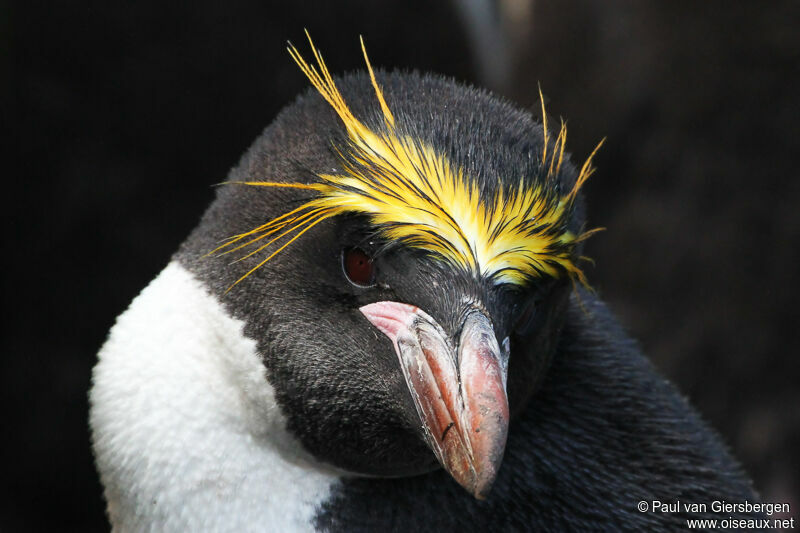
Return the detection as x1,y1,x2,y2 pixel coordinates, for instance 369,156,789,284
342,247,376,287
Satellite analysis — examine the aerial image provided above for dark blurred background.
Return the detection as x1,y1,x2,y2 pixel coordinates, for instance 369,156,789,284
7,1,799,530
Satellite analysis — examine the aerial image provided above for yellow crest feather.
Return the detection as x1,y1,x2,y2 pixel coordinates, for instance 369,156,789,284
213,33,603,289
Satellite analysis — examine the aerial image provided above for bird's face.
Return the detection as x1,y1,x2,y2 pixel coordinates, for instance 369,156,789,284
215,212,571,498
305,214,573,497
179,37,597,498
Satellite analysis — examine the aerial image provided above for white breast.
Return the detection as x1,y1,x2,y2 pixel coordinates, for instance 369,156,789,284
90,262,339,532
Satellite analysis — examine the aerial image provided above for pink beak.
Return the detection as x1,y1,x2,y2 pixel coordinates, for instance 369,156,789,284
360,301,510,499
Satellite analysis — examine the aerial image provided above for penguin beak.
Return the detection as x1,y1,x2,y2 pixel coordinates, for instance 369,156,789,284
360,301,510,499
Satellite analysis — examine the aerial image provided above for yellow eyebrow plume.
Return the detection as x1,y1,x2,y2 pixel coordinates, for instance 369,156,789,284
213,33,602,290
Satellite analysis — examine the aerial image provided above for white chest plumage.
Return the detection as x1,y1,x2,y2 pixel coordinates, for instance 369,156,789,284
90,262,339,532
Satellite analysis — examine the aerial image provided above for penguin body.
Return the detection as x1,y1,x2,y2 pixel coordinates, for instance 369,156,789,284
91,44,762,531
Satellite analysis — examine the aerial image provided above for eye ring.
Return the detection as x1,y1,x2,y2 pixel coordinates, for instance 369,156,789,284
342,247,376,287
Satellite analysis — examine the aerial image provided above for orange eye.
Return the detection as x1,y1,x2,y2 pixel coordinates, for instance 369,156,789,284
343,248,376,287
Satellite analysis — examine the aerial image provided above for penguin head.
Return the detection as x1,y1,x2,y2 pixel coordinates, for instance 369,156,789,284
178,36,600,499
